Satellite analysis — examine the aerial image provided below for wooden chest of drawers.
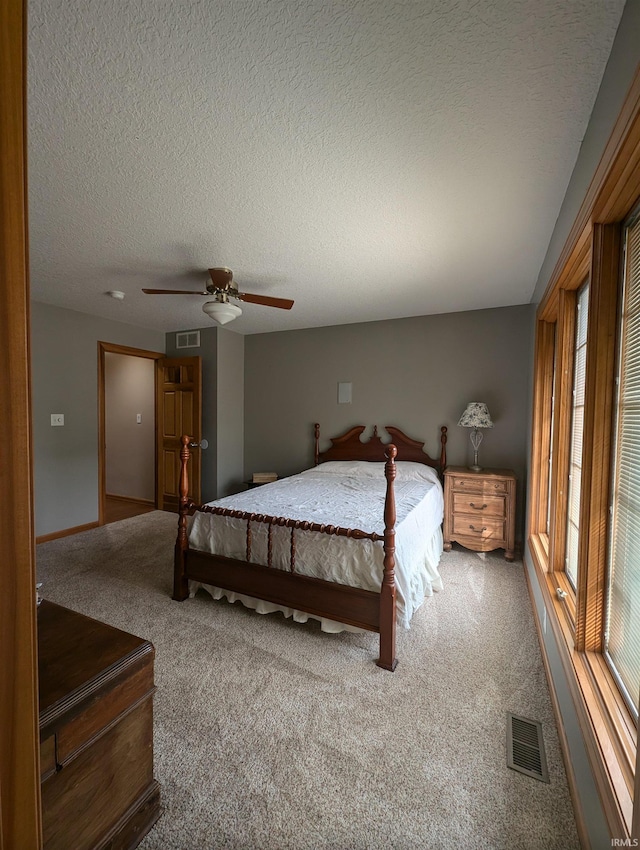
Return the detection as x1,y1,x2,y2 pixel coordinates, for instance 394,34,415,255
38,601,160,850
443,466,516,561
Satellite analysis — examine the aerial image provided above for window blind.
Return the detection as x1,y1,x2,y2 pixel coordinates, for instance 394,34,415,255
606,213,640,720
565,283,589,589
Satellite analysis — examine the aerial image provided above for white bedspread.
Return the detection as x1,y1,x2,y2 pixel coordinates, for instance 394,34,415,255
188,460,444,630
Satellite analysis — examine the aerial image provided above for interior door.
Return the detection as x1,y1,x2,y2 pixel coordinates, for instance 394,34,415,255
156,356,203,510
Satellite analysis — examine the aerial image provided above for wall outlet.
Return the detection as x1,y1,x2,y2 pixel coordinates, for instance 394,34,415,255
51,414,64,426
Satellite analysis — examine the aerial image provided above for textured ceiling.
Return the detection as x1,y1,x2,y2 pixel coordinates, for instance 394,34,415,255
27,0,625,335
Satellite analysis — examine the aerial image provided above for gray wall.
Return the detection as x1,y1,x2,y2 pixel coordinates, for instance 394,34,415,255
31,302,165,537
525,2,640,843
245,304,534,541
216,327,245,497
104,352,155,501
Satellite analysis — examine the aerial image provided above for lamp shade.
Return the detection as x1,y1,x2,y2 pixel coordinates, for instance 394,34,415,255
457,402,493,429
202,300,242,326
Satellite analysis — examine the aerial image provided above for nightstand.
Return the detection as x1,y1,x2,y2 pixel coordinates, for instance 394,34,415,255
443,466,516,561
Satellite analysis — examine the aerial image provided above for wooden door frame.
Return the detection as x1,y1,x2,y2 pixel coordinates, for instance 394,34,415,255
0,0,42,845
98,342,164,525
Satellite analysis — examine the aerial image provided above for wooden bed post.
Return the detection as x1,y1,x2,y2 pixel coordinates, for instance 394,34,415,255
378,444,398,671
439,425,448,475
173,434,191,601
314,422,320,466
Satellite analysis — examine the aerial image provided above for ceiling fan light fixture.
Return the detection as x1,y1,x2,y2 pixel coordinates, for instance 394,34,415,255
202,300,242,325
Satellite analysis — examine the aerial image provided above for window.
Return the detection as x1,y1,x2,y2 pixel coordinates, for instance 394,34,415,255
606,210,640,722
527,68,640,840
529,318,557,552
546,335,557,537
529,228,635,837
565,283,589,589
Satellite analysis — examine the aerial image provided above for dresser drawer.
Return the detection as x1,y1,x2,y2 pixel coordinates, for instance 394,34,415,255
452,514,505,541
451,476,508,494
57,661,155,767
452,492,506,518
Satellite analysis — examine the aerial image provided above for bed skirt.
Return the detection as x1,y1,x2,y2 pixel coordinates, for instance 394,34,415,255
188,526,444,633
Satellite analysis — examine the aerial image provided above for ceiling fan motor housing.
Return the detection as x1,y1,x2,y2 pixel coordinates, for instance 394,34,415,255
208,267,234,290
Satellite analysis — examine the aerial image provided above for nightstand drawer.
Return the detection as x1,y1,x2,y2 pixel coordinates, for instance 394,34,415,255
450,476,508,494
452,492,506,517
452,515,505,541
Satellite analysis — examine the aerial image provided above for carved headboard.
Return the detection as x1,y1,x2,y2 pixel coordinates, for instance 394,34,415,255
314,424,447,474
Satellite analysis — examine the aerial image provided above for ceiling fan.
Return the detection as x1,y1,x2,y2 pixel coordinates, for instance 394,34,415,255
142,268,294,325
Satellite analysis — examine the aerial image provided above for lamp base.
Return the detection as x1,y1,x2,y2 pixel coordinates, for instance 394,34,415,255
468,430,484,474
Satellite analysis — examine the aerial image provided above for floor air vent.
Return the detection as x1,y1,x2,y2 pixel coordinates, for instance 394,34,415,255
506,712,549,783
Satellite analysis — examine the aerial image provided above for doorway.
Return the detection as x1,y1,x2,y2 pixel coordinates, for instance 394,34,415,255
98,342,163,525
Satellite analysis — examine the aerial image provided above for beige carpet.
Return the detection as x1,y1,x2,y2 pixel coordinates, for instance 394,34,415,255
37,511,579,850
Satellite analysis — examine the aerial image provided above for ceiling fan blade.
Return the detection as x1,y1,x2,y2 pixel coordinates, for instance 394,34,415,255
142,288,206,295
236,292,294,310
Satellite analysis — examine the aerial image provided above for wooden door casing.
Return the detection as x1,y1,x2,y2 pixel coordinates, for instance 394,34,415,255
0,0,42,844
157,356,202,510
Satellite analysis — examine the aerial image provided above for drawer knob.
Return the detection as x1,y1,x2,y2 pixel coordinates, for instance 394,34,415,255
469,502,487,510
469,524,487,533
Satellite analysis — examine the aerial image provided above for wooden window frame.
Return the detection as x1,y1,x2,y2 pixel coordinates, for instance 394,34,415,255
529,318,556,543
575,225,621,654
529,67,640,841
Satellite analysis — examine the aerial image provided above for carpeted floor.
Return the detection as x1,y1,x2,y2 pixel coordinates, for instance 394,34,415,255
36,511,579,850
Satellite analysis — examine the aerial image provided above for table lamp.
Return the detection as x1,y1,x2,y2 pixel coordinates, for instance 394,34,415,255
458,402,494,471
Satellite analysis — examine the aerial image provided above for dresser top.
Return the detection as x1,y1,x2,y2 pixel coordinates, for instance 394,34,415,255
38,600,153,729
445,465,516,479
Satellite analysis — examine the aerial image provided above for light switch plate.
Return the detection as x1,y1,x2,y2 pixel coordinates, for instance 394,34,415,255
51,414,64,426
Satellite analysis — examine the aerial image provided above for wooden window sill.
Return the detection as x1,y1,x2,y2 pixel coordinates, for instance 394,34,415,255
528,533,635,838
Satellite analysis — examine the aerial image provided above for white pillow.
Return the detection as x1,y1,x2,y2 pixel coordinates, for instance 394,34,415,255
310,461,380,477
308,459,439,485
396,461,440,485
